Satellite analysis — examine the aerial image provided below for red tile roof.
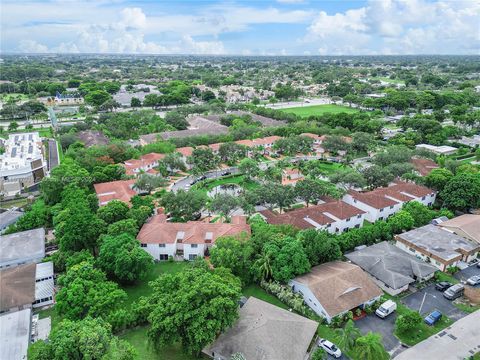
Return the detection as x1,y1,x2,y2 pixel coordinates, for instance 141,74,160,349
348,181,435,209
251,136,282,146
176,147,194,157
410,157,439,176
137,215,250,245
260,200,364,229
94,179,137,206
300,133,326,142
123,153,165,175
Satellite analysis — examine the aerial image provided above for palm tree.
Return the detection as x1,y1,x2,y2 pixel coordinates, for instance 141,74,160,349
354,332,389,360
335,319,361,353
256,252,273,281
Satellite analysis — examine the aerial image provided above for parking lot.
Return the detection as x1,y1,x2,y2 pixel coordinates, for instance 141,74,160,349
401,283,467,321
356,313,400,352
455,263,480,285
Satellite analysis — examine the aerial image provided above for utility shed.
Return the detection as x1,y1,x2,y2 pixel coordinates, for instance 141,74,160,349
0,308,32,360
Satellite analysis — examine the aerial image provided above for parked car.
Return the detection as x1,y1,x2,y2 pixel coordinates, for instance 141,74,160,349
424,310,442,326
435,281,453,292
443,284,464,300
221,171,231,176
196,175,207,182
477,262,480,268
318,339,342,359
466,275,480,286
375,300,397,319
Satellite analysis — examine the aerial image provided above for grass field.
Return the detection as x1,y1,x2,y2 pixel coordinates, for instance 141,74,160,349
122,261,190,309
315,161,347,175
282,104,359,117
373,77,405,85
242,284,290,310
195,174,259,194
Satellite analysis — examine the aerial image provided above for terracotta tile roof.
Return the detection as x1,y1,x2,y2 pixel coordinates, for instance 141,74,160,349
410,157,439,176
282,169,304,186
260,200,364,229
292,261,382,318
137,215,250,245
251,136,282,146
208,143,222,151
235,139,254,147
300,133,326,142
94,179,137,206
348,181,435,209
176,147,194,157
123,153,165,175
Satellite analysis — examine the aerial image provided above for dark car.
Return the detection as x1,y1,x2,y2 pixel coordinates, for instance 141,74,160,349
424,310,442,326
435,281,453,292
221,171,232,176
196,175,207,182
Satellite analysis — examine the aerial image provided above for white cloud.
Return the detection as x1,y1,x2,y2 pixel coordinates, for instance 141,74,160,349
18,40,48,53
304,0,480,54
277,0,305,4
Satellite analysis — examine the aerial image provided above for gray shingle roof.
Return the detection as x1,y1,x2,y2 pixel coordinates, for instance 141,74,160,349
345,241,437,290
203,297,318,360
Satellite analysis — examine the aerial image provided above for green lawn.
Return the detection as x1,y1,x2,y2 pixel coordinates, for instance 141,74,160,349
316,161,347,175
453,302,480,314
282,104,360,117
120,326,207,360
195,174,259,194
373,77,405,85
122,261,190,309
242,284,289,310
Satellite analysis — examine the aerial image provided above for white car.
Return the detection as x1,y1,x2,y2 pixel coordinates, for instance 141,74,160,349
318,338,342,358
466,275,480,286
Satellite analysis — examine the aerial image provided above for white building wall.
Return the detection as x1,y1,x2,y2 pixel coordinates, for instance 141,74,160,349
143,243,176,260
395,240,456,272
343,195,382,222
183,244,206,260
289,280,332,322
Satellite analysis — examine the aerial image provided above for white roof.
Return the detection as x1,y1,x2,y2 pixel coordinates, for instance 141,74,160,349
0,132,45,173
35,261,53,280
0,308,31,360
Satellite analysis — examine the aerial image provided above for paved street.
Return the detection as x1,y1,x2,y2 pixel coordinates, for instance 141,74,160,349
48,139,60,170
454,263,480,285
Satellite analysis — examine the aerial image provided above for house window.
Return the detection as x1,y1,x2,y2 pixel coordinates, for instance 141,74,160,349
390,205,394,209
422,196,426,200
189,254,197,260
379,217,383,221
191,244,198,248
159,254,169,261
355,224,360,228
346,217,351,222
158,244,165,248
357,214,361,219
409,247,415,253
141,244,147,248
326,224,331,228
380,208,384,212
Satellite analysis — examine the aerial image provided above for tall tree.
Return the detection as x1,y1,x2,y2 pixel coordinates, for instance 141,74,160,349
160,189,207,222
97,200,130,225
146,266,242,355
335,319,361,353
354,332,389,360
440,173,480,211
238,158,260,181
210,235,253,284
208,193,240,222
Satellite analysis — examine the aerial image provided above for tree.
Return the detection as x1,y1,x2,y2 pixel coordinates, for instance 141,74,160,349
160,152,187,175
131,97,141,108
238,158,260,180
395,309,422,334
133,173,168,193
297,229,341,266
311,348,326,360
188,147,219,175
5,199,50,233
97,200,130,225
424,168,453,192
56,261,127,320
362,165,394,188
208,193,240,222
102,337,137,360
323,135,349,155
160,189,207,222
402,201,435,227
351,132,376,153
85,90,112,106
127,205,152,228
255,236,310,283
107,218,139,237
165,111,189,130
210,235,253,284
8,121,18,131
441,173,480,211
335,319,361,353
219,142,247,165
295,178,343,207
146,266,241,355
388,210,415,234
354,332,389,360
97,233,154,283
329,168,367,190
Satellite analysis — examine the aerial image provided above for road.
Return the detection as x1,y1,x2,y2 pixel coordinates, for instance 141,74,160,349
48,139,60,170
170,155,326,192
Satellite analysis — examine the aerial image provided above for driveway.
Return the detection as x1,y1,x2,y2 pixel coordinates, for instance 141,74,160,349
401,284,467,321
356,313,399,352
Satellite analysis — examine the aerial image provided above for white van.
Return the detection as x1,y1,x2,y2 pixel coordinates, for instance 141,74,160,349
375,300,397,318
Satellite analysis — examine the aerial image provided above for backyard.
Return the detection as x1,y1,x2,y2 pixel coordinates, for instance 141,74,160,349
282,104,360,117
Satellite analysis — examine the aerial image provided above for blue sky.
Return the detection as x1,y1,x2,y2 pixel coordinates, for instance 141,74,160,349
1,0,478,55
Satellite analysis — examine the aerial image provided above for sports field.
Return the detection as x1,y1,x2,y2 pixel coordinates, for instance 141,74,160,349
282,104,359,117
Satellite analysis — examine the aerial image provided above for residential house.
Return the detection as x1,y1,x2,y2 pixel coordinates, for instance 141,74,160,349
137,215,250,261
289,262,382,323
0,228,45,269
281,168,304,185
94,179,137,206
259,200,365,234
345,241,437,295
415,144,457,156
175,147,194,169
123,153,165,176
203,297,318,360
438,215,480,245
251,136,282,155
343,181,436,222
395,224,480,271
410,157,439,176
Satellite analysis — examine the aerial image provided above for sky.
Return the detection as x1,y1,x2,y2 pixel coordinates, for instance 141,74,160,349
1,0,479,55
